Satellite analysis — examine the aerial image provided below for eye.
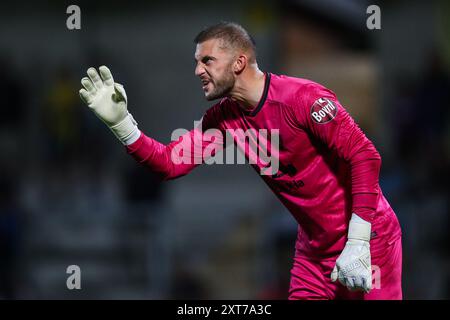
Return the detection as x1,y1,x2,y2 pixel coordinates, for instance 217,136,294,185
202,56,214,65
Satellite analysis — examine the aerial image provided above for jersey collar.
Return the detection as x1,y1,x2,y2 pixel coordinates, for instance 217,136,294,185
243,72,271,117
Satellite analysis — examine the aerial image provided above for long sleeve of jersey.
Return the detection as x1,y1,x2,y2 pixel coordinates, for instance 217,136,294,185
125,106,224,181
293,85,382,222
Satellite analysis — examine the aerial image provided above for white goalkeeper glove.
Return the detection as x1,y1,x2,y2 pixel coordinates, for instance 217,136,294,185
79,66,140,145
331,213,372,293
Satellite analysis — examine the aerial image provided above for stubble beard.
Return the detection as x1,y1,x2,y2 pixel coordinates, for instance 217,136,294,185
205,68,235,101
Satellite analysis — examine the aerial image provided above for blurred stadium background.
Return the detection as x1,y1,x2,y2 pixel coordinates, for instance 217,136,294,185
0,0,448,299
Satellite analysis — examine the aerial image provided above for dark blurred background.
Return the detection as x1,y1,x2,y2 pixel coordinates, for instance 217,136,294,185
0,0,448,299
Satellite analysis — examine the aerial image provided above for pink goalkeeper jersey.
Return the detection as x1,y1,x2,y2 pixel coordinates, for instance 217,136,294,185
126,73,402,259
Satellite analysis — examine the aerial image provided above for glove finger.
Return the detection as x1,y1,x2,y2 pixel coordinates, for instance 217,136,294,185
99,65,114,86
113,83,127,103
331,265,338,282
345,277,355,291
361,277,369,293
79,89,93,105
363,274,372,293
353,277,363,290
87,67,104,89
81,77,96,94
338,273,347,287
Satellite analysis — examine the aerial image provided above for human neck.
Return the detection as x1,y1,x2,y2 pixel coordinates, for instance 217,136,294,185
229,66,266,112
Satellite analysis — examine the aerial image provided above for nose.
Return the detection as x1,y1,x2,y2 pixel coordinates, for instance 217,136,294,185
195,63,205,77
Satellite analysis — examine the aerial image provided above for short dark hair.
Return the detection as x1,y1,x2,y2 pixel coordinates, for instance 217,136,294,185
194,22,257,62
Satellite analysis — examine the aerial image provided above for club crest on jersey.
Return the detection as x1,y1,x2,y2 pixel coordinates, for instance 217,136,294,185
310,97,338,124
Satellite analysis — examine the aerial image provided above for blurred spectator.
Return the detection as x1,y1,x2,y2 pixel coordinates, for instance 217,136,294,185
42,65,83,167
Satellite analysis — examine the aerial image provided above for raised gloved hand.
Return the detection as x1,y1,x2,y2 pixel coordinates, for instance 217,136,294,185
79,66,140,145
331,213,372,293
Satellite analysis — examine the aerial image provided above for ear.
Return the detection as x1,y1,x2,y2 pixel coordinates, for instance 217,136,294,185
233,54,247,74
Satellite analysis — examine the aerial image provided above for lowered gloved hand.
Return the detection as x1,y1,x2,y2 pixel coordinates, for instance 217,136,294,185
331,213,372,293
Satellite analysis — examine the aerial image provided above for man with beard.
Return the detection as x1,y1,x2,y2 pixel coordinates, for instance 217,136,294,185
79,22,402,300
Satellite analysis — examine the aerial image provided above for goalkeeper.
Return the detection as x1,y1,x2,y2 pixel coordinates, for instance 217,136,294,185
79,22,402,300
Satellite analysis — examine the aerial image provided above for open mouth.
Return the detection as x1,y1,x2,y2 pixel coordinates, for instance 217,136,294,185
201,79,211,91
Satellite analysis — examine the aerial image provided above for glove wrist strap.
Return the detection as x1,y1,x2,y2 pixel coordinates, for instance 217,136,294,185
348,213,371,242
109,112,141,145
